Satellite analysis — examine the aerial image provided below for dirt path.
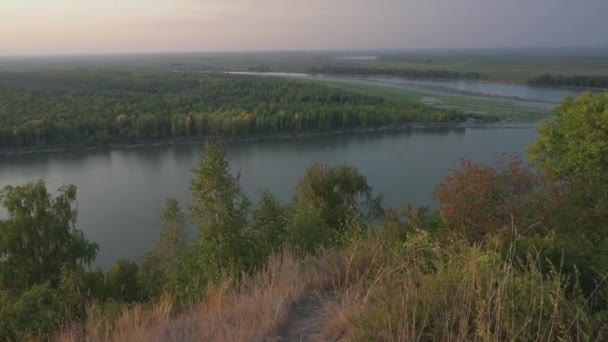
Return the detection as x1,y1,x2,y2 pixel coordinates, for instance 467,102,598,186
273,291,338,342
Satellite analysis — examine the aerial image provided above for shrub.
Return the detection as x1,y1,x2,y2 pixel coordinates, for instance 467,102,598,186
528,92,608,177
434,157,563,242
288,162,381,251
105,260,144,303
0,284,67,340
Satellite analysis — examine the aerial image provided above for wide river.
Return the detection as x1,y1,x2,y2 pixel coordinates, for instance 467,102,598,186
0,127,537,268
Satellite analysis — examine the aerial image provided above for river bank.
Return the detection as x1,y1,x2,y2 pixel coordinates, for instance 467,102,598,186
0,121,537,158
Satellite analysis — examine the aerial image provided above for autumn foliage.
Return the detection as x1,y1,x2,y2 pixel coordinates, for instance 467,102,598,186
434,156,564,241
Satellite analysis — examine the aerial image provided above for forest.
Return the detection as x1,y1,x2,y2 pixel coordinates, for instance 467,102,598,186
528,73,608,88
311,65,482,80
1,92,607,340
0,70,471,150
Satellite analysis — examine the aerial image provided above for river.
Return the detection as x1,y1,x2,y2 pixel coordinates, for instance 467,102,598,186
0,127,537,268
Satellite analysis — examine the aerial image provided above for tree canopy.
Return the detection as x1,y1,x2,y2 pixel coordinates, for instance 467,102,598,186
0,71,469,150
528,92,608,177
0,181,98,292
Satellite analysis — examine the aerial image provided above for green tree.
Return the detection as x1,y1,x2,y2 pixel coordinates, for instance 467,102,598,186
527,93,608,296
57,266,105,320
115,114,132,138
105,259,142,302
0,284,66,340
0,181,98,292
135,114,159,139
189,143,254,284
288,163,380,250
140,198,189,298
294,163,377,227
528,92,608,177
251,190,288,260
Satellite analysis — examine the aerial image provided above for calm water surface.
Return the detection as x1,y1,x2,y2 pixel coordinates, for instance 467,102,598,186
0,128,536,267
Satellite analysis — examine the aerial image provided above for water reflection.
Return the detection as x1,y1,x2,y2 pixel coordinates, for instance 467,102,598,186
0,128,536,268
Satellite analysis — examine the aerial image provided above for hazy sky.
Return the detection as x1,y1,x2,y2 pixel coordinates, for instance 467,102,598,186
1,0,607,55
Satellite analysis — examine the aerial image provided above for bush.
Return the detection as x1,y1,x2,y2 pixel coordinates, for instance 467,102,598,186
57,266,105,321
288,162,381,251
528,92,608,177
0,284,67,340
434,157,563,242
105,260,144,303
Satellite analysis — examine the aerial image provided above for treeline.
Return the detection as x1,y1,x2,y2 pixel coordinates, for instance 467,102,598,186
311,65,482,80
0,71,469,150
528,73,608,88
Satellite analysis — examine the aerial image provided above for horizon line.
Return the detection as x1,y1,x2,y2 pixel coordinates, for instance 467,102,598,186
2,44,608,59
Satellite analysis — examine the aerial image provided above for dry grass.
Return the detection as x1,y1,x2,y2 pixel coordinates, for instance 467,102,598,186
57,238,605,341
59,251,340,342
325,235,606,342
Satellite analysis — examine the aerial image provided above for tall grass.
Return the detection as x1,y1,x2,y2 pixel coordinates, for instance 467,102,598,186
58,251,339,342
58,235,605,341
334,233,605,341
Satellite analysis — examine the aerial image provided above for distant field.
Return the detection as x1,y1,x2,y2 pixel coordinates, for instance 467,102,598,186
304,79,550,122
314,49,608,83
362,59,608,83
2,48,608,84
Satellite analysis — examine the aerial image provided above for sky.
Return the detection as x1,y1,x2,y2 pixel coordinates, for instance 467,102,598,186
1,0,607,55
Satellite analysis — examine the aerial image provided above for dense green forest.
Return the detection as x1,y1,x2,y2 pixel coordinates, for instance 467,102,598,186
310,65,482,80
0,71,473,150
1,93,607,340
528,73,608,88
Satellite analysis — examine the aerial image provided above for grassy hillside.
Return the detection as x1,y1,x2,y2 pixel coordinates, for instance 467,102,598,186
59,239,597,341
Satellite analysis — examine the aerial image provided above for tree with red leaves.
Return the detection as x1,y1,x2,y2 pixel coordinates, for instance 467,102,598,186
434,156,564,242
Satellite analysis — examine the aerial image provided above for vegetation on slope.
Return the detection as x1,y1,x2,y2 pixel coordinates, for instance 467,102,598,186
0,92,607,340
